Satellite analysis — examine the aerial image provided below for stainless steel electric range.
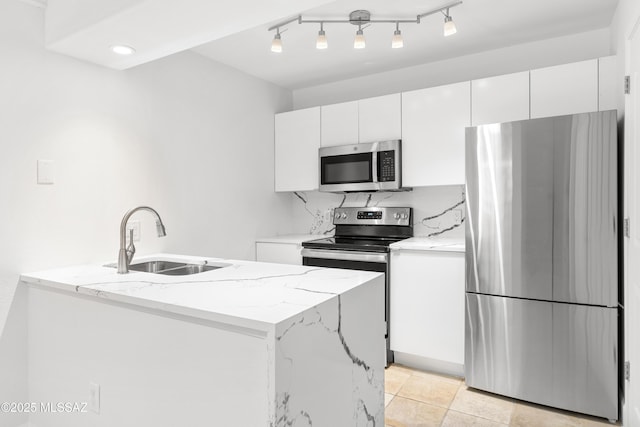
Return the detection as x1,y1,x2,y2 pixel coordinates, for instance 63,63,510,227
301,206,413,366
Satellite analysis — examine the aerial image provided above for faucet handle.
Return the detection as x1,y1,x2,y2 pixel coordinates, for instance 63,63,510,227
126,229,136,264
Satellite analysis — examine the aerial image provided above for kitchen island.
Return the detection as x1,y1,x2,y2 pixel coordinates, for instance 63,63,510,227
21,254,385,427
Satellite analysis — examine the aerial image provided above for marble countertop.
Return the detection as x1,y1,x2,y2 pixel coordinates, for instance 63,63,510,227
20,253,381,331
390,237,465,253
255,234,327,244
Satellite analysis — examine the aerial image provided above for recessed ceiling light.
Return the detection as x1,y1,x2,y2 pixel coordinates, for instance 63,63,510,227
111,45,136,55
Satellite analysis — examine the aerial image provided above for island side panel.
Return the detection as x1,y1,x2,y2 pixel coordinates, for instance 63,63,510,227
27,286,270,427
273,274,385,426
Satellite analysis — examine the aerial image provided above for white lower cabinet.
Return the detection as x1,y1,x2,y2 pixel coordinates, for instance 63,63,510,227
256,242,303,265
390,249,465,375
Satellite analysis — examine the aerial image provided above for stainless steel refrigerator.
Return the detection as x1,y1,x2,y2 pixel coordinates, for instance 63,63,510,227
465,110,619,421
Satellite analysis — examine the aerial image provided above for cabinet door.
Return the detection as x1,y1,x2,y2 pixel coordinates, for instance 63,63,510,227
472,71,530,126
401,82,470,187
321,101,359,147
274,107,320,192
358,93,401,143
256,242,302,265
598,55,617,112
390,250,465,368
530,59,598,119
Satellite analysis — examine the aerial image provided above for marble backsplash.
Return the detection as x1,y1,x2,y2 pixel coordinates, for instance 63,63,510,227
290,185,466,239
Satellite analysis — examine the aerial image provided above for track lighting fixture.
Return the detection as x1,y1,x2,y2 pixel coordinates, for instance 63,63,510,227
392,23,403,49
267,0,461,52
316,23,327,49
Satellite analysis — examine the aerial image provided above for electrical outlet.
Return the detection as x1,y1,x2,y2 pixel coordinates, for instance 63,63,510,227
453,209,462,225
126,220,141,242
37,159,55,185
89,382,100,414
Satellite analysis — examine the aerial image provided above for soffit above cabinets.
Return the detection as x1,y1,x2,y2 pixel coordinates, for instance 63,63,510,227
43,0,335,70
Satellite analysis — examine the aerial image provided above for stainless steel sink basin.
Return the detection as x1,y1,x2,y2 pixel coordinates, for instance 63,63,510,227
105,259,229,275
128,260,186,273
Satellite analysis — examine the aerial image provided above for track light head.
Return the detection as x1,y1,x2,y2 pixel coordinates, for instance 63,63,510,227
354,27,366,49
316,24,327,49
443,13,457,36
392,23,403,49
271,31,282,53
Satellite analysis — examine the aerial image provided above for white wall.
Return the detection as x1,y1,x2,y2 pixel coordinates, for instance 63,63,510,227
0,2,292,425
293,28,611,109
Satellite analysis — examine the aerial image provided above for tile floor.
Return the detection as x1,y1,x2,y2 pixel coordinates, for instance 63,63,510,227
384,364,618,427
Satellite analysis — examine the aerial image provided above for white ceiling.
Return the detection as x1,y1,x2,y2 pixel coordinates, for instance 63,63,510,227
43,0,335,70
192,0,619,90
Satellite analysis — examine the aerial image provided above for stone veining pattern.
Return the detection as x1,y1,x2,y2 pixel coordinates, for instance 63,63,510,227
274,291,384,426
291,186,466,238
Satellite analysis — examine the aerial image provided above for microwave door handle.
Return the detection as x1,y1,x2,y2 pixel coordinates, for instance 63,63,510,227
371,150,379,183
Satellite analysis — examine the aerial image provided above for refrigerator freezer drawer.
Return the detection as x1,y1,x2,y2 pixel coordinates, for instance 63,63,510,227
465,293,618,420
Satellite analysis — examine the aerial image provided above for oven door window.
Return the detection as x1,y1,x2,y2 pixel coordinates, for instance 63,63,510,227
321,152,373,185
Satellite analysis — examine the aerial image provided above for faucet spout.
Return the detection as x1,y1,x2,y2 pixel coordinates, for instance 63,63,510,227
117,206,167,274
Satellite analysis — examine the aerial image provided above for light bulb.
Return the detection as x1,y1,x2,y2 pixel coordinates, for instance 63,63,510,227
354,29,366,49
271,33,282,53
444,15,457,36
316,29,328,49
392,29,403,49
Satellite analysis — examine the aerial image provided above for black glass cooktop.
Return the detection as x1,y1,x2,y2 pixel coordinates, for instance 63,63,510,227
302,236,405,253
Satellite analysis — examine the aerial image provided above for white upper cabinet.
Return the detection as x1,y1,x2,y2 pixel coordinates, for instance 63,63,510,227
530,59,598,119
358,93,402,143
320,94,401,146
402,81,470,187
472,71,530,126
598,55,617,112
274,107,320,192
320,101,359,147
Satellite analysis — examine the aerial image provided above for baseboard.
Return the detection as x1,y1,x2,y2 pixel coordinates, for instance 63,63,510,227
393,351,464,378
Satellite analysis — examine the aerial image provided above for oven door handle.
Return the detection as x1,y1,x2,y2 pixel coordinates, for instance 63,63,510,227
301,248,388,263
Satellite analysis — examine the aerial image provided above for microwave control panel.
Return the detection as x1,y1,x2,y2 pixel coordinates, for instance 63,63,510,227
378,150,396,182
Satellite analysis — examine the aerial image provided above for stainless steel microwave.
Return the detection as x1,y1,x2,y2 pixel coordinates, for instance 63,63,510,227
319,140,403,192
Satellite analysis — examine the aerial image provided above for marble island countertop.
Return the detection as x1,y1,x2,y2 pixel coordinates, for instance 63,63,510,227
20,253,382,332
26,253,387,425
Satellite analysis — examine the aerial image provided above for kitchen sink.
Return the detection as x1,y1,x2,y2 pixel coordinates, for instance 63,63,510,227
106,259,230,275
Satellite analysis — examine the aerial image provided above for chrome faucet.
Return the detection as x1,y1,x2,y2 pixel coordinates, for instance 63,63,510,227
118,206,167,274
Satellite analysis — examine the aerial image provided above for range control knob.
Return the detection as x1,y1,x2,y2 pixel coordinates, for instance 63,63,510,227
401,213,409,220
341,213,348,219
393,213,401,220
335,212,341,219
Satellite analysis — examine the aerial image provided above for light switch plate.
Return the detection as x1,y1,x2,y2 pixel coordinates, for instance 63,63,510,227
126,220,141,242
37,160,54,185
